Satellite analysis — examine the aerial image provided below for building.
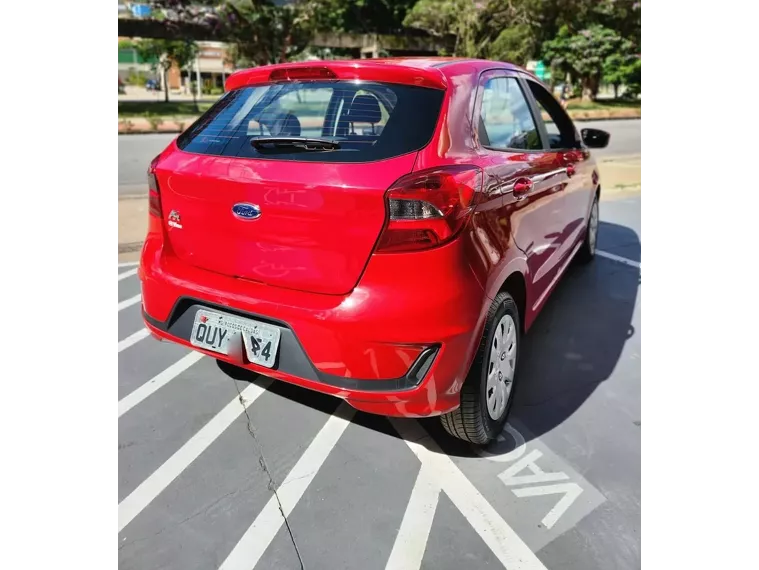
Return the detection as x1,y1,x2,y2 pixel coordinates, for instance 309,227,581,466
118,37,234,93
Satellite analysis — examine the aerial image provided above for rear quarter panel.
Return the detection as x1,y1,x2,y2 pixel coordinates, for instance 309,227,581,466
412,61,532,354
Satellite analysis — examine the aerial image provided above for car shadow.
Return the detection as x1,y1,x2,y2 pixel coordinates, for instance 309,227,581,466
219,219,640,460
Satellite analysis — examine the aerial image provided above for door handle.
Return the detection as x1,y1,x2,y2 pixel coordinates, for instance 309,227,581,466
513,177,533,198
559,152,577,178
560,150,578,164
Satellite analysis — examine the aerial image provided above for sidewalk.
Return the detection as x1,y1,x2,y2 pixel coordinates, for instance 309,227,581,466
118,155,641,258
119,85,222,103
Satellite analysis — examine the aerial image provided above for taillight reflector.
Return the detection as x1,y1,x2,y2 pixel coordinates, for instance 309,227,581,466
376,166,482,253
269,67,337,82
148,155,162,218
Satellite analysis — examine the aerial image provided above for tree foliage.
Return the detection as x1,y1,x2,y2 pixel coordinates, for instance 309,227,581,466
311,0,417,34
543,25,640,99
134,39,198,102
143,0,416,66
403,0,486,56
403,0,640,95
218,1,319,66
603,51,640,97
135,0,641,98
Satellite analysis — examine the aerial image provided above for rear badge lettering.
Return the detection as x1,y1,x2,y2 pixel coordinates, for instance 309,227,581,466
168,210,182,229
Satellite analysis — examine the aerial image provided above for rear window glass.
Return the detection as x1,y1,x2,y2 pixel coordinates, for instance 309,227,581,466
177,81,445,162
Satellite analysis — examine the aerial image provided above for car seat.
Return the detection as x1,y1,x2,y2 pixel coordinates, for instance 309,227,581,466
272,113,301,137
345,95,382,135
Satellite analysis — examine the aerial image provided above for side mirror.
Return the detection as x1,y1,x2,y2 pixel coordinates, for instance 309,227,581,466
581,128,610,149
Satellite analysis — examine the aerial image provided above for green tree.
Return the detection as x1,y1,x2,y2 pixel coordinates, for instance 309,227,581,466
402,0,640,70
135,39,198,104
144,0,324,66
118,39,137,51
522,0,639,48
403,0,487,57
603,50,639,98
310,0,416,34
543,25,630,100
487,24,533,65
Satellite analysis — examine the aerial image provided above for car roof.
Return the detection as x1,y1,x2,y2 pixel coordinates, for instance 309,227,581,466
225,57,535,92
334,57,533,78
361,57,511,69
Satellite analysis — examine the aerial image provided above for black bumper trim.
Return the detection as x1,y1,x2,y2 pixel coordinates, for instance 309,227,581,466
142,296,439,392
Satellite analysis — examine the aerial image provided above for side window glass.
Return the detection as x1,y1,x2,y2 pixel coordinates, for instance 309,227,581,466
527,81,580,150
479,77,541,151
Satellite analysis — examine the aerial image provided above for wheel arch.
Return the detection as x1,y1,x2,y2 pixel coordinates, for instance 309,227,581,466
498,271,527,334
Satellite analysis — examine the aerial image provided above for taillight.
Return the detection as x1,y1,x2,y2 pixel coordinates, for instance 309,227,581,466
147,155,162,218
269,66,337,82
376,165,483,253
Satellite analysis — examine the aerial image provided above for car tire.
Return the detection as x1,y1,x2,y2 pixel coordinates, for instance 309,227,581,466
440,291,521,445
576,193,599,264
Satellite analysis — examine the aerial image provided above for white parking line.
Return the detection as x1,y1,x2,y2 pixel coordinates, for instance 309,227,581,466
596,249,640,268
119,261,140,268
390,419,548,570
119,378,271,533
118,352,204,417
218,403,355,570
118,294,141,312
118,268,138,281
118,328,150,353
385,465,440,570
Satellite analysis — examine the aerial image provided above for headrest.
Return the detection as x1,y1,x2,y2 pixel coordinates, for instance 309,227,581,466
273,113,301,137
347,95,381,124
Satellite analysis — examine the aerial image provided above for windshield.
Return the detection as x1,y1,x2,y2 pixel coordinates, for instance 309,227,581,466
176,81,445,163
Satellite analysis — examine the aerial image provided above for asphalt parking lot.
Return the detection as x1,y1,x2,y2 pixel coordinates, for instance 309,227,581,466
118,194,640,570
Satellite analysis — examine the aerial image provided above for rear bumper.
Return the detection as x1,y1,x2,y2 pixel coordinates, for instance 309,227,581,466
139,235,486,417
143,299,439,392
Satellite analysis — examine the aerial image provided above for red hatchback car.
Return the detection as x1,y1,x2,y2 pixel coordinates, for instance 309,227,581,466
139,58,609,444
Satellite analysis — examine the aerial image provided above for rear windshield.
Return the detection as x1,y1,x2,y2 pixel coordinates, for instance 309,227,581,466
176,81,445,162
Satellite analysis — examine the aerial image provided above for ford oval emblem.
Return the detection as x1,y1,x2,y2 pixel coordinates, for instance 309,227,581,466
232,203,261,220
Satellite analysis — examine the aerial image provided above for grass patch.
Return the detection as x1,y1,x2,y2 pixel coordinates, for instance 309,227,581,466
118,101,214,118
566,98,641,111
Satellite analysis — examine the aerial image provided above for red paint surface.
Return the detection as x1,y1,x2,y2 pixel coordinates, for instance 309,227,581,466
140,58,600,417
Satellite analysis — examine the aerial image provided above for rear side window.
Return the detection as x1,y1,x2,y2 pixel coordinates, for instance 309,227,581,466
526,80,580,150
478,76,541,151
177,81,444,162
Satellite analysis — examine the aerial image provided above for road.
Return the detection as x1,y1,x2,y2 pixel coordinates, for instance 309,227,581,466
118,119,641,195
118,195,641,570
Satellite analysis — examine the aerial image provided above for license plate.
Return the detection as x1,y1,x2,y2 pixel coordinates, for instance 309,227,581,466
190,308,281,368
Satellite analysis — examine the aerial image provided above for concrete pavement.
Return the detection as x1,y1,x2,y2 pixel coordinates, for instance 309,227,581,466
118,196,641,569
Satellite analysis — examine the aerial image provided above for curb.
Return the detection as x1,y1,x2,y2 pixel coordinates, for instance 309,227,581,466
599,154,641,163
119,241,144,253
573,116,641,123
